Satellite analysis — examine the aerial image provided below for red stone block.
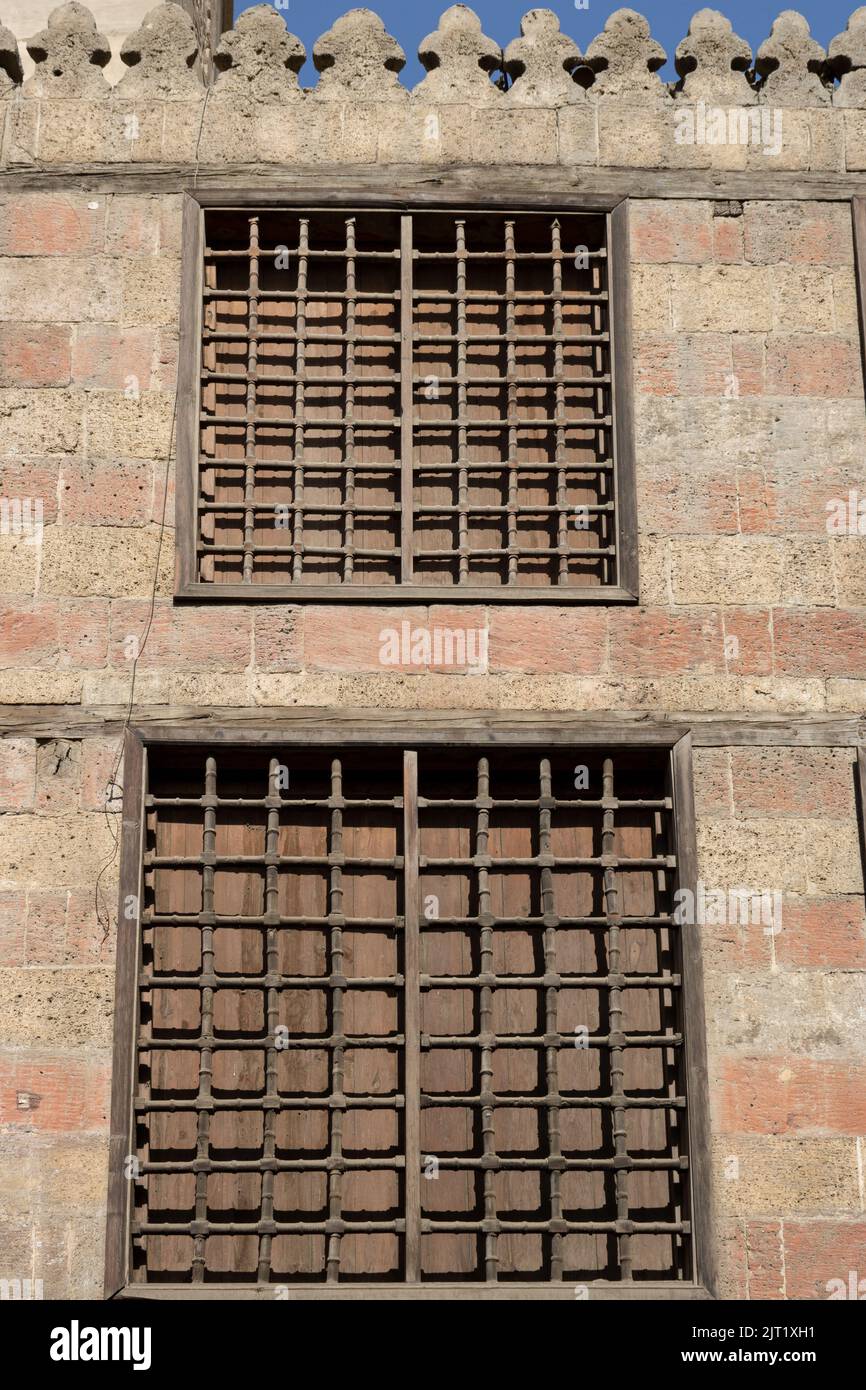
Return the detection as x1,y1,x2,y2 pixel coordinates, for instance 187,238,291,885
253,607,303,673
0,1054,110,1132
109,600,252,670
0,195,105,256
0,738,35,810
71,325,155,391
60,458,153,526
722,609,773,676
746,1221,785,1299
0,324,72,387
630,202,713,264
713,215,744,264
717,1057,866,1135
773,609,866,678
784,1221,866,1300
776,898,866,970
729,748,854,816
488,608,606,674
608,609,723,676
302,606,493,676
766,335,862,398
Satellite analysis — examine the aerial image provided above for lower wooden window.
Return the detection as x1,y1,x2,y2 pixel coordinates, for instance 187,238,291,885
110,733,709,1294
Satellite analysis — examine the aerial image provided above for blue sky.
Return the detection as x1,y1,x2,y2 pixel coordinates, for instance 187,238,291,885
232,1,855,86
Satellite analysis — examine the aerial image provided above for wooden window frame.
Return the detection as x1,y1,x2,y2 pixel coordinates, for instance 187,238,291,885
853,197,866,398
104,718,713,1301
174,189,639,605
856,747,866,877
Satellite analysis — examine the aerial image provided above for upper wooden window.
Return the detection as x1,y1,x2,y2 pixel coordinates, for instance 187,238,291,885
106,726,712,1298
176,197,638,603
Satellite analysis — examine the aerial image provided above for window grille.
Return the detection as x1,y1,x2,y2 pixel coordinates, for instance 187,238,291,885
178,203,637,602
120,739,700,1289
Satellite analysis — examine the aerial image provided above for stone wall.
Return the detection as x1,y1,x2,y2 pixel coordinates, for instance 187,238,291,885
2,186,865,715
0,3,865,1300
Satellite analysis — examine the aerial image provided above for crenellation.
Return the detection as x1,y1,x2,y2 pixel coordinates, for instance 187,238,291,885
829,5,866,106
0,5,865,118
313,8,406,102
503,9,585,106
414,4,503,105
212,4,304,103
584,7,668,100
23,1,111,99
756,11,831,107
674,8,755,105
0,17,22,94
115,2,202,99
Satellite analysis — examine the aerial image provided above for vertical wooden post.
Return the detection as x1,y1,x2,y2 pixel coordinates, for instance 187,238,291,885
670,733,717,1297
175,194,203,592
403,749,421,1280
400,215,415,582
853,199,866,406
103,730,145,1298
608,199,639,597
856,747,866,870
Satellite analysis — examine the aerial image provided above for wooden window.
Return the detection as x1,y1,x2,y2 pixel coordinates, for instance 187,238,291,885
176,196,638,603
106,726,713,1298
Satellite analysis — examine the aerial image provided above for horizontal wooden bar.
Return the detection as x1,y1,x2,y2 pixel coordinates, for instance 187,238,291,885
174,582,636,603
203,329,400,343
134,1220,404,1235
422,973,680,988
412,333,608,345
418,854,674,870
114,1280,713,1300
409,415,612,428
135,1092,403,1107
6,708,863,746
410,460,614,471
138,1036,403,1050
145,852,403,868
8,164,856,203
140,973,403,989
204,372,399,385
142,1157,404,1172
202,285,400,297
429,1155,688,1170
142,913,404,929
197,543,402,558
146,796,403,810
412,290,607,302
424,1033,681,1048
421,1219,688,1234
138,1153,681,1174
418,796,670,809
200,412,401,426
413,250,603,262
421,1094,684,1108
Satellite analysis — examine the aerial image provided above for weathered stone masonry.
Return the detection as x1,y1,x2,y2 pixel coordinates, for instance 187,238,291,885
1,1,866,1297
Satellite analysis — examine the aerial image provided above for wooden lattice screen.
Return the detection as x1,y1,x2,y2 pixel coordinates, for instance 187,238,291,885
129,742,694,1287
187,206,633,599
